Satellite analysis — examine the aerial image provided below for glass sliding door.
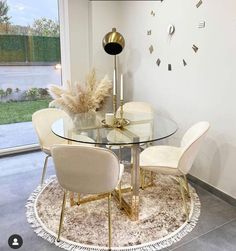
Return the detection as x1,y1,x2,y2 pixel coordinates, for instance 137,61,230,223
0,0,61,152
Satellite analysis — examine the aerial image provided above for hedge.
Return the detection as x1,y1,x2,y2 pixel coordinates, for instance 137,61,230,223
0,35,60,63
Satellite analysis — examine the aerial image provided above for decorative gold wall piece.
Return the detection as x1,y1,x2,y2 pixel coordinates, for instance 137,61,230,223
149,45,154,54
196,0,203,8
198,21,206,28
150,10,155,16
192,45,199,53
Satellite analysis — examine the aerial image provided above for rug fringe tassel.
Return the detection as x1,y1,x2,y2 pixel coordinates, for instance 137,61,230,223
26,176,201,251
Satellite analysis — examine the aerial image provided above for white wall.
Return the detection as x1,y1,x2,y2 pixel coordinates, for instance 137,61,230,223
59,0,90,84
89,1,123,111
119,0,236,198
59,0,122,110
60,0,124,82
90,1,123,79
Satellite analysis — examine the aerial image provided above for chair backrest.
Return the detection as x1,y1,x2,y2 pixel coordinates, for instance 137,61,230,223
117,102,154,141
178,121,210,174
32,108,67,150
117,102,154,121
51,145,121,194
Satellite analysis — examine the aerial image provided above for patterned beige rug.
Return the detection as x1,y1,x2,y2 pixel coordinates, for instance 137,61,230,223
26,173,200,251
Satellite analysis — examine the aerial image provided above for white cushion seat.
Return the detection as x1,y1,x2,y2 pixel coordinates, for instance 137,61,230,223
42,134,96,156
140,146,183,175
72,134,95,146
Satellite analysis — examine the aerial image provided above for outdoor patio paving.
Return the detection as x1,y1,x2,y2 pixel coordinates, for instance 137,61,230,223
0,66,61,90
0,122,38,149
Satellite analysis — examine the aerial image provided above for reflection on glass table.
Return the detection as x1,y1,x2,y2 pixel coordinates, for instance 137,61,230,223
51,111,178,220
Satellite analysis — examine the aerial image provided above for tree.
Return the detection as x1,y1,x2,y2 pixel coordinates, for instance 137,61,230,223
32,17,59,37
0,0,11,24
9,24,31,35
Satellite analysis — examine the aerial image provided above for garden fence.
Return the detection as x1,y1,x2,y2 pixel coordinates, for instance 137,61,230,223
0,35,60,64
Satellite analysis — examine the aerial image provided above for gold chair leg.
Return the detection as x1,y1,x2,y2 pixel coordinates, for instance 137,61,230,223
41,155,50,185
77,193,81,205
69,192,75,206
140,169,145,189
57,190,67,242
184,175,190,198
108,193,112,250
150,171,154,186
118,182,122,209
140,170,154,189
178,177,189,222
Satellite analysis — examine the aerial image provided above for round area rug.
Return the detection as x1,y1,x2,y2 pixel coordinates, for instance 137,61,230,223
26,173,200,251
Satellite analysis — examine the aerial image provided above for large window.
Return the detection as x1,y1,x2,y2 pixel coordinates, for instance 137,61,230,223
0,0,61,151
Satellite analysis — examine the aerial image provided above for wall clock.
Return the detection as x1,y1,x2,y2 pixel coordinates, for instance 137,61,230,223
147,0,205,71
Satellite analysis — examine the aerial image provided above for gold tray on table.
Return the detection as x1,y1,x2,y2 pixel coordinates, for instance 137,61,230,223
101,118,130,128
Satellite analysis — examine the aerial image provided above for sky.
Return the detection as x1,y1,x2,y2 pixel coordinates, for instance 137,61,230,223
7,0,59,26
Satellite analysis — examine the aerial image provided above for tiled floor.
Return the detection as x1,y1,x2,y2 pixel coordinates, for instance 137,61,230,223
0,151,236,251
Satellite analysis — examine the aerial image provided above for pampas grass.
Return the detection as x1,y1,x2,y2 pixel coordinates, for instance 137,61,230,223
48,69,112,115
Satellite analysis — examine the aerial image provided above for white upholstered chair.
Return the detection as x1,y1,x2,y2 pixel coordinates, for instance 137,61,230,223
107,102,154,160
117,101,154,144
140,121,210,221
32,108,94,185
116,102,154,121
51,145,124,249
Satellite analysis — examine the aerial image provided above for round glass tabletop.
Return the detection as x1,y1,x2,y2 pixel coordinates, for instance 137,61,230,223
51,112,178,146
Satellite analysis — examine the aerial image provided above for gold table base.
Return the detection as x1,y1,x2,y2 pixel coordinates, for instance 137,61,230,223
69,187,139,221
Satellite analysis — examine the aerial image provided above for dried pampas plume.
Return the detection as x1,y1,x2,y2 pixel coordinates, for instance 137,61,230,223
48,69,112,115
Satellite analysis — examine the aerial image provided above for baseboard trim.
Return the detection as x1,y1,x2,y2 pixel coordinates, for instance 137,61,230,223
188,174,236,207
0,144,40,157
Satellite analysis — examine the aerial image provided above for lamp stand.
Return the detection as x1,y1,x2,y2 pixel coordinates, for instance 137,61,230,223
113,55,117,114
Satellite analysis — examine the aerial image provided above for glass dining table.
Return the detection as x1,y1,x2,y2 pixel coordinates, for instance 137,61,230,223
51,111,178,221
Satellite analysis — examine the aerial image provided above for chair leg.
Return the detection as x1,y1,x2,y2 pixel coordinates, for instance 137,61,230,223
140,170,154,189
178,177,189,222
150,171,154,186
140,169,145,189
77,193,81,205
108,193,112,250
70,192,75,206
41,155,50,185
183,175,190,198
57,190,67,242
119,146,122,163
118,182,122,209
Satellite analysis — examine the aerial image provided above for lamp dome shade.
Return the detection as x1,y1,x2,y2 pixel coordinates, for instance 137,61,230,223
102,28,125,55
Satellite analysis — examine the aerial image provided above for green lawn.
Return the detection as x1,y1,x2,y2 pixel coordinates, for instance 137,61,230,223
0,99,51,124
